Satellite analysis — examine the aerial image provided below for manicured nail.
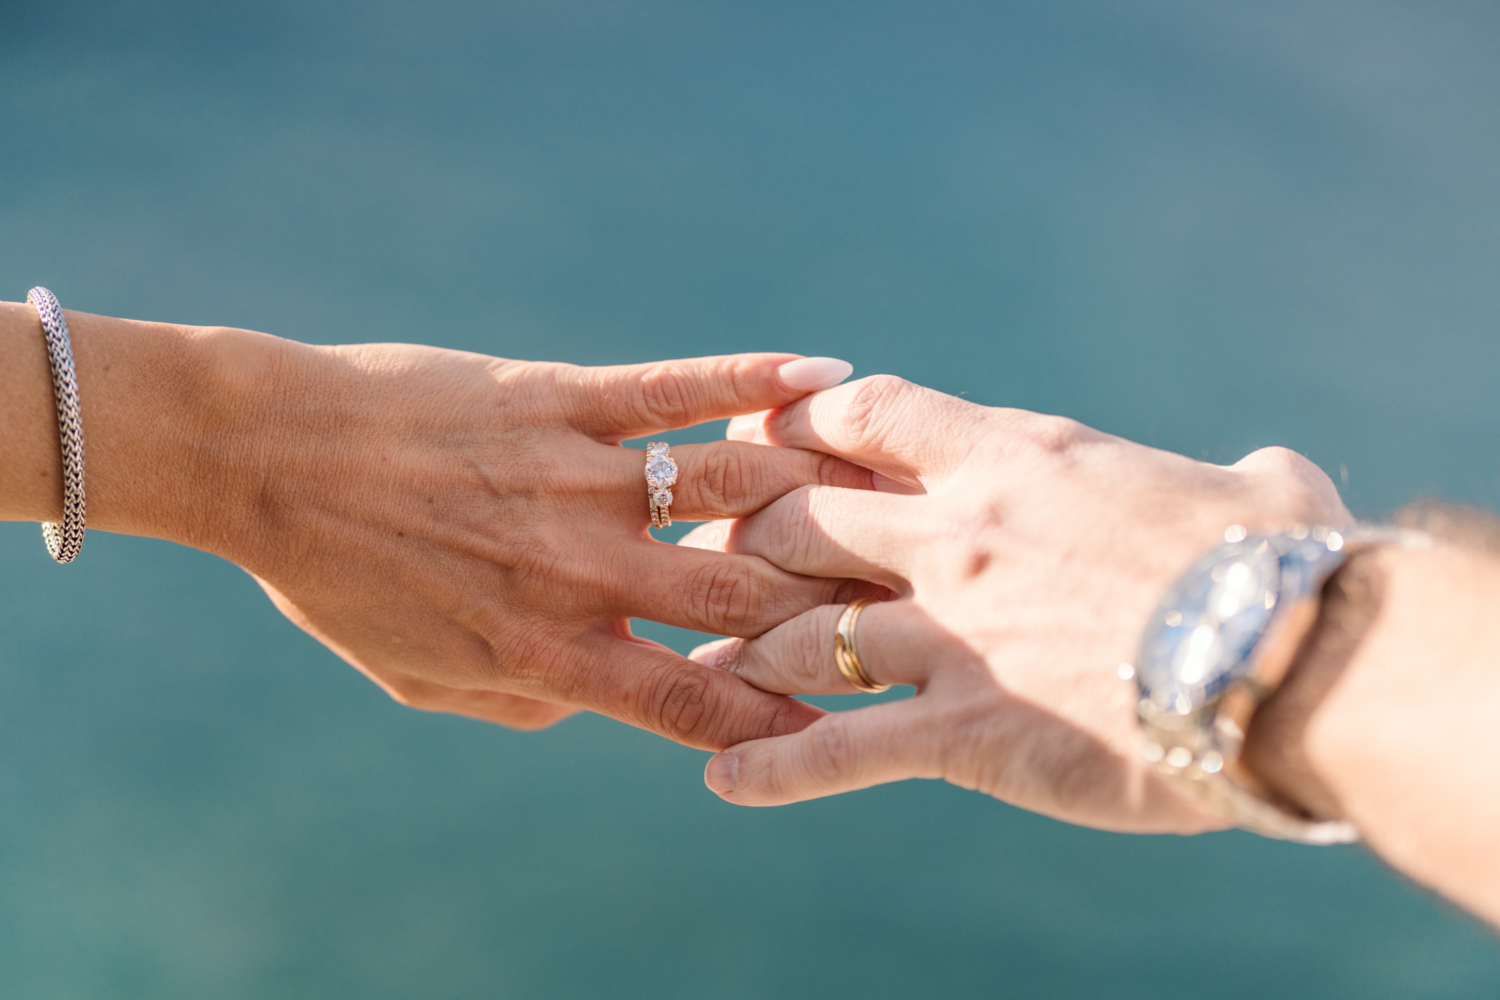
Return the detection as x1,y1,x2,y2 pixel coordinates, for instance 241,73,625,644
677,521,730,551
726,414,762,440
687,636,735,663
778,357,853,392
705,752,739,795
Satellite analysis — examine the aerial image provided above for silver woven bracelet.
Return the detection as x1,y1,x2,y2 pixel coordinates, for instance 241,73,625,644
26,287,86,563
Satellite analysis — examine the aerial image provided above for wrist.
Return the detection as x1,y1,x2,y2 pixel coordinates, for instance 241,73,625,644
56,308,311,560
1296,542,1500,809
1239,547,1387,820
1245,539,1500,920
1245,538,1500,822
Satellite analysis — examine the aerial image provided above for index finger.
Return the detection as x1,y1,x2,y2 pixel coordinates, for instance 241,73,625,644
556,354,854,439
728,374,993,483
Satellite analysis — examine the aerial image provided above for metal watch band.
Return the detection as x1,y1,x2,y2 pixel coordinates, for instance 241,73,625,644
26,287,87,564
1134,523,1430,845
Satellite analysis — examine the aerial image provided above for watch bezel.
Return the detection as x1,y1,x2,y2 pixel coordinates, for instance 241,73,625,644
1135,536,1285,715
1134,525,1359,844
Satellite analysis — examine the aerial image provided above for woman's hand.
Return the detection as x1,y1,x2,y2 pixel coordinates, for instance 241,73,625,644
1,303,874,749
682,376,1351,831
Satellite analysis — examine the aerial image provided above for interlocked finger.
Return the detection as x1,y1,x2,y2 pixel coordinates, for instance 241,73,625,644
612,543,881,639
602,440,873,524
571,630,826,751
689,599,951,695
679,485,919,590
555,353,850,439
724,374,992,483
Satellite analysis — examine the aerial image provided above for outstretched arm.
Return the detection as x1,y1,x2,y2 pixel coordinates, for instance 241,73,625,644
1245,531,1500,925
0,297,866,746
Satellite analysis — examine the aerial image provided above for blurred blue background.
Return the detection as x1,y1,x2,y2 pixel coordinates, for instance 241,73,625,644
3,2,1499,996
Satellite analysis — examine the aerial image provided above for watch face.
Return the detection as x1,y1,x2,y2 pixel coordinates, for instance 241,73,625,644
1136,537,1283,714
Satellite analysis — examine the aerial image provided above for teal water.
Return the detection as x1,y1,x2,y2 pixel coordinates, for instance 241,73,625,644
3,2,1500,996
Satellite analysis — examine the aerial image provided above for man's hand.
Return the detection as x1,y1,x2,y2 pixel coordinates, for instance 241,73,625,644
682,375,1349,831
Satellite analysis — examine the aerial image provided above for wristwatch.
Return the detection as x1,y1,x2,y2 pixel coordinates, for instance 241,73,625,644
1132,523,1427,844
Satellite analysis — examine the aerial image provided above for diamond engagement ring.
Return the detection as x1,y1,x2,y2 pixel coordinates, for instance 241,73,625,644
645,442,678,528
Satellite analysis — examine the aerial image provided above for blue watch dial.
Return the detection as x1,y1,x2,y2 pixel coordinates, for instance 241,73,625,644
1137,538,1282,712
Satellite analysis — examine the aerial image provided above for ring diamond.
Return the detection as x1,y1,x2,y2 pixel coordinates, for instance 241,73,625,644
645,442,678,528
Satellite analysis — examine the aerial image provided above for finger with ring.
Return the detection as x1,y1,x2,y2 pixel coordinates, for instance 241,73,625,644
690,599,943,695
646,442,677,528
615,440,872,525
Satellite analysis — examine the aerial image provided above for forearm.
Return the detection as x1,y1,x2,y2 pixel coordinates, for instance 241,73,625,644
0,301,295,557
1247,542,1500,925
1,301,861,743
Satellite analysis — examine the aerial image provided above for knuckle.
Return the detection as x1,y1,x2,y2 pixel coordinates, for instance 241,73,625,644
719,358,757,407
1235,446,1343,520
383,676,434,711
692,449,753,515
644,665,714,739
495,702,566,731
636,364,698,425
1240,445,1316,477
804,714,854,783
762,696,809,739
844,375,915,448
688,560,761,634
529,362,580,419
815,451,857,487
788,614,833,690
778,485,825,565
710,638,748,677
1016,413,1085,457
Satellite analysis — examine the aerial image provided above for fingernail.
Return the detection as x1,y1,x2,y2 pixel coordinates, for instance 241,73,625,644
705,752,739,795
872,472,925,495
778,357,853,392
687,636,734,663
726,414,762,440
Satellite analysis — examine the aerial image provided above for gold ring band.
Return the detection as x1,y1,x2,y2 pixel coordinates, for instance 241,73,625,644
834,598,889,694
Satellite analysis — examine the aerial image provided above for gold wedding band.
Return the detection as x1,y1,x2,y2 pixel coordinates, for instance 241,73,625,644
834,598,889,694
